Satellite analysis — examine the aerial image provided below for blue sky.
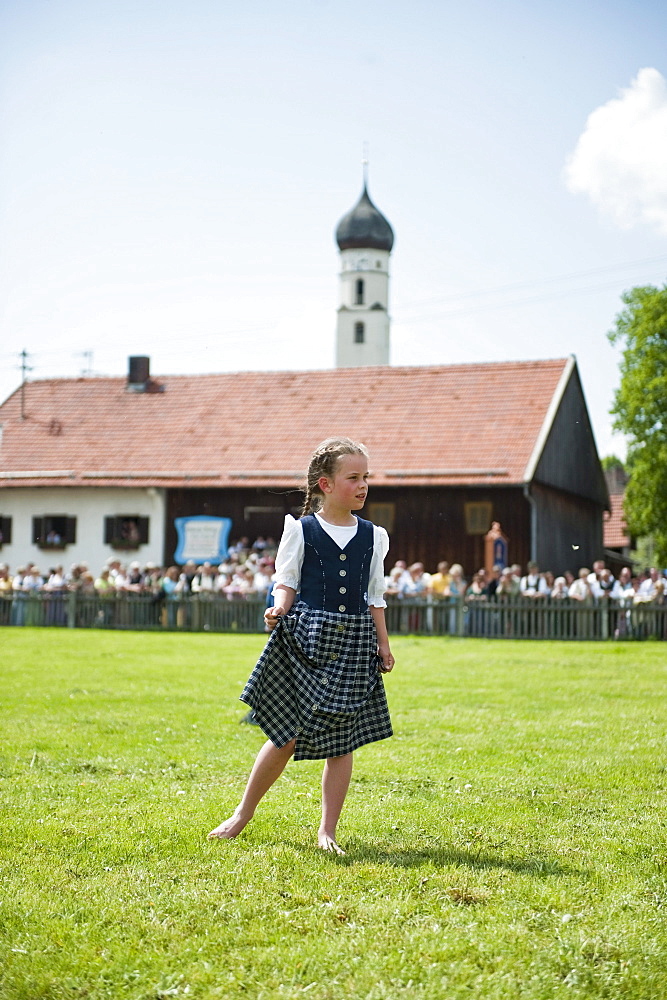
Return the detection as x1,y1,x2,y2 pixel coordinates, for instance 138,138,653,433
2,0,667,458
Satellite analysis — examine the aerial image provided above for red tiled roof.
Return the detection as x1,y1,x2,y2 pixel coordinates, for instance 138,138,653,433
0,360,570,489
604,492,631,549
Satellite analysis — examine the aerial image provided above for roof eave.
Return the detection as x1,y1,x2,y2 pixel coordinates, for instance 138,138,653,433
522,355,576,484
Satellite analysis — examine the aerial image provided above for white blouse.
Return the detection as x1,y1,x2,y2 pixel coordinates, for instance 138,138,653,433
273,513,389,608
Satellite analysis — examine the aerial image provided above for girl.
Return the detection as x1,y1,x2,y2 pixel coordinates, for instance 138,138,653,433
208,437,395,854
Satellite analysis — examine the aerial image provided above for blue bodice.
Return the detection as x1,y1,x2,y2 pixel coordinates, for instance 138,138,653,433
299,515,374,614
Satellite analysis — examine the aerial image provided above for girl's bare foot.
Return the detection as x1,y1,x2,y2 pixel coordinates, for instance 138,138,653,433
317,831,346,855
207,811,251,840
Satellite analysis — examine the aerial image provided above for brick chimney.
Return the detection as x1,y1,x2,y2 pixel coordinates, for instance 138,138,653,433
127,356,150,393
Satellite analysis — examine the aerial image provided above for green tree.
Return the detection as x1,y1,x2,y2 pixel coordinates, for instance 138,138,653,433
608,284,667,564
600,454,625,472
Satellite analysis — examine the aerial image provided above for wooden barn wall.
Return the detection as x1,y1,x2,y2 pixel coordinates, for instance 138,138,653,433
534,368,609,507
166,485,532,575
367,486,531,573
532,481,605,575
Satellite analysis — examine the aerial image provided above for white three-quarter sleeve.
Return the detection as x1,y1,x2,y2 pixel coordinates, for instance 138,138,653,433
272,515,304,594
368,525,390,608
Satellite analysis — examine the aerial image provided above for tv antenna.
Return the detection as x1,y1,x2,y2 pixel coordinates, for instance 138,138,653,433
18,349,32,420
78,351,94,376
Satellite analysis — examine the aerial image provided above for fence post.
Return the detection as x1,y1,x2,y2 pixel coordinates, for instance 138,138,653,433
455,597,465,637
67,589,77,628
191,595,200,632
600,600,609,639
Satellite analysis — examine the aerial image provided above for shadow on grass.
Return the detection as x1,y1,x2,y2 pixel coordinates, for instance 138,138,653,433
225,829,584,878
335,843,584,877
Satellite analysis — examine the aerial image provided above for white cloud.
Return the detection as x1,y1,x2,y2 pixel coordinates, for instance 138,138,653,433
565,67,667,235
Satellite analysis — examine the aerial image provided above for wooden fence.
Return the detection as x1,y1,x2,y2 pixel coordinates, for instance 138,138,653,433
1,593,665,641
385,596,667,641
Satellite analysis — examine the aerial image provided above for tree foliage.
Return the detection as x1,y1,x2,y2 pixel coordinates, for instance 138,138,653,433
608,284,667,564
600,454,625,472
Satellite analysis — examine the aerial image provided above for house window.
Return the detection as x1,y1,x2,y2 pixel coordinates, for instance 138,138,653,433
104,515,149,550
243,506,284,522
464,502,493,535
355,279,364,305
33,516,77,549
354,322,365,344
0,516,12,546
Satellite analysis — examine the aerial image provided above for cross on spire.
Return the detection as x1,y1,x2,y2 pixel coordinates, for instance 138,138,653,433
362,141,369,187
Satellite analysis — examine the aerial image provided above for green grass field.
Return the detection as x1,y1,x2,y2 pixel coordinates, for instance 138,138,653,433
1,629,667,1000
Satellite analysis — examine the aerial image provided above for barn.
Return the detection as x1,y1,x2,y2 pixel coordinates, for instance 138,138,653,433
0,354,608,577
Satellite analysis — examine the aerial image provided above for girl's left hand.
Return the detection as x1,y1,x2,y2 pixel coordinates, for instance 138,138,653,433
378,647,395,673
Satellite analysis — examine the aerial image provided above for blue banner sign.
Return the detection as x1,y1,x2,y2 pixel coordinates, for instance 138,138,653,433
174,516,231,565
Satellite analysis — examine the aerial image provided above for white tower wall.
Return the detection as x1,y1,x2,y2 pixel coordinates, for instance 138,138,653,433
336,248,390,367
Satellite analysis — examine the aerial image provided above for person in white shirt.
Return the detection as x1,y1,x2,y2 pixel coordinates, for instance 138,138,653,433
45,566,65,592
590,567,616,600
568,568,594,604
398,562,430,599
22,565,44,592
208,437,394,855
636,568,660,602
610,566,634,602
520,562,550,598
253,560,274,601
587,559,606,588
191,563,217,593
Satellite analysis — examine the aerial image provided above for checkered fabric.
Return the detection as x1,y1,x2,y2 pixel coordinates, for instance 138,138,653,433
240,601,393,760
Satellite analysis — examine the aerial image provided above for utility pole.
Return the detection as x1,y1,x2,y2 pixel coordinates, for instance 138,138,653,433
19,349,32,420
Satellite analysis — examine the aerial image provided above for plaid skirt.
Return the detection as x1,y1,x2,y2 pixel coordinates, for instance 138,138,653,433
240,601,393,760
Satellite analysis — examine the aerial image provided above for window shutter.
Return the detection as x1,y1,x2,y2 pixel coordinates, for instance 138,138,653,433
464,502,493,535
0,517,11,544
104,517,116,544
138,517,150,544
32,517,44,545
65,518,77,544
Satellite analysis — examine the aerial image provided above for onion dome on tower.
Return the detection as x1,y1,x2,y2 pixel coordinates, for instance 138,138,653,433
334,178,394,368
335,184,394,253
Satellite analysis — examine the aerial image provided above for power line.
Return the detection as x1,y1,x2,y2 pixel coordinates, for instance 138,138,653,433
1,254,666,370
398,253,667,312
396,276,643,324
0,322,280,364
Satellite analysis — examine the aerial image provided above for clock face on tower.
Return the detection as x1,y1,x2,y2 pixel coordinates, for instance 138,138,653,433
345,251,370,271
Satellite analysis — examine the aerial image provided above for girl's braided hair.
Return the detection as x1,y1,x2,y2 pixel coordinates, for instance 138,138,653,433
300,437,369,517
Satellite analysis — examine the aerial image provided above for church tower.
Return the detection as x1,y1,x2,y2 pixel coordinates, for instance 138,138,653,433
335,179,394,367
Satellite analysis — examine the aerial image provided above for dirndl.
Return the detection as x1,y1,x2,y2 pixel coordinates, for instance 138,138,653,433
240,601,393,760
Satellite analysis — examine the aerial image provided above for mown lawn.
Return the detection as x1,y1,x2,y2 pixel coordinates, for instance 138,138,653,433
1,628,667,1000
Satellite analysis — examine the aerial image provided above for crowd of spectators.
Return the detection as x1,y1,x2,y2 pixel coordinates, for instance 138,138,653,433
384,558,666,606
1,542,665,619
0,536,278,607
